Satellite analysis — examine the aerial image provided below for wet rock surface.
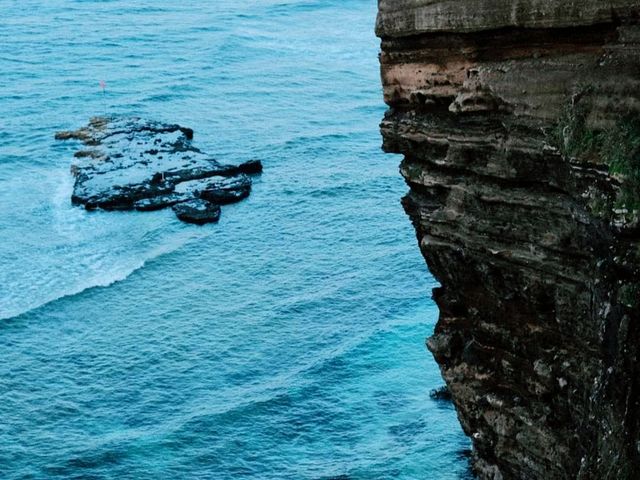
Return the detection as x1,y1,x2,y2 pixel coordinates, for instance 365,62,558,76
377,1,640,479
55,116,261,224
172,199,221,225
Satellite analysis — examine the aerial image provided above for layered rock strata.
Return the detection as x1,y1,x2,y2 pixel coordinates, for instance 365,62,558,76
377,1,640,478
56,116,262,224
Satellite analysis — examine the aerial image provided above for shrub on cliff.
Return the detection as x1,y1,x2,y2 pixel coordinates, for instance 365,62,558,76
549,92,640,217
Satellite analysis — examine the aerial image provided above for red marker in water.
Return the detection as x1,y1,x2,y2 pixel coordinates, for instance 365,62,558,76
99,80,107,91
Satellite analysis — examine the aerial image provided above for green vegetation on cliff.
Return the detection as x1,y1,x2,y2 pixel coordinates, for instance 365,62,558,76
550,92,640,215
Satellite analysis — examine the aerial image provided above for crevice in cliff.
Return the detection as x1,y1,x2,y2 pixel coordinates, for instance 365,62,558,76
379,23,621,60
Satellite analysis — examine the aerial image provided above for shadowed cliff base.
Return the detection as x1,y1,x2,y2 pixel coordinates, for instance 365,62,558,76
377,1,640,478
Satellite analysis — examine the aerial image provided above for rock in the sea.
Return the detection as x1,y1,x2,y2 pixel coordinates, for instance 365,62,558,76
172,199,221,225
232,158,263,175
198,175,252,204
377,1,640,479
56,116,262,224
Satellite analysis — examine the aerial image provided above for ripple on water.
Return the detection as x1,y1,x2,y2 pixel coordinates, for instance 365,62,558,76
0,0,471,478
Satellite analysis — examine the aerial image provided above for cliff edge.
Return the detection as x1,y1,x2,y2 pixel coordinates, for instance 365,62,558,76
377,1,640,478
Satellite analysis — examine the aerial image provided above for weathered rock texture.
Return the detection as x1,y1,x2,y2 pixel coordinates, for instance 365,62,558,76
56,117,262,224
377,1,640,478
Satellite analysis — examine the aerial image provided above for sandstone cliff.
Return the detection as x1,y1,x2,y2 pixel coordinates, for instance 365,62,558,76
377,1,640,478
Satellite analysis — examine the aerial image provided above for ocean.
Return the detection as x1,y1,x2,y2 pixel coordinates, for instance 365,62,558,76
0,1,471,478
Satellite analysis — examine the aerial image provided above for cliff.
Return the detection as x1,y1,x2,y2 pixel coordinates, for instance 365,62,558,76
376,1,640,478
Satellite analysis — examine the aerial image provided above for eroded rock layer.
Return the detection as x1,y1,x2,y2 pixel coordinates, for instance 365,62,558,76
377,1,640,478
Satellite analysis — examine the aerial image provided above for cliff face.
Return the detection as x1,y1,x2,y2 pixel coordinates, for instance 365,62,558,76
377,1,640,479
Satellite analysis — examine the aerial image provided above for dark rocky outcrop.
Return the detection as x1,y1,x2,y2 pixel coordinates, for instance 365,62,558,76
172,199,221,225
56,116,262,224
377,1,640,478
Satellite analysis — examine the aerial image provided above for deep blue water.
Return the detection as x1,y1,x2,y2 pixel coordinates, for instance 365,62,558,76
0,1,471,478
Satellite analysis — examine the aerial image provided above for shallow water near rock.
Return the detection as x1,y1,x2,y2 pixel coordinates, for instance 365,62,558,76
0,1,470,478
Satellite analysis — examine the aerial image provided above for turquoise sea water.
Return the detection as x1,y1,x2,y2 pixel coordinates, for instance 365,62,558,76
0,1,471,478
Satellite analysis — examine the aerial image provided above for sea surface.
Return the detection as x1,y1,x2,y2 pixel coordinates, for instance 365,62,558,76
0,1,471,478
